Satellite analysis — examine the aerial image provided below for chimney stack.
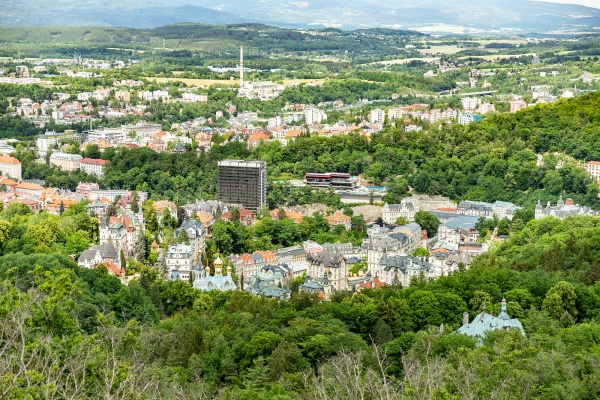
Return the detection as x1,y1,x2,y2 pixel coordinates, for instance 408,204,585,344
240,46,244,89
462,312,469,325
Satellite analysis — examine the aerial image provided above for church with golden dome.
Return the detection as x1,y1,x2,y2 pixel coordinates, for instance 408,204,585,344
192,254,237,292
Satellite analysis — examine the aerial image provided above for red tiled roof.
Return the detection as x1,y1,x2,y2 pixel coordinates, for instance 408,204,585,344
359,277,385,289
239,208,256,218
81,158,107,165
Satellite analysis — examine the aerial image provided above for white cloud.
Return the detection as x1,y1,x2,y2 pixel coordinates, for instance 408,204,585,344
532,0,600,9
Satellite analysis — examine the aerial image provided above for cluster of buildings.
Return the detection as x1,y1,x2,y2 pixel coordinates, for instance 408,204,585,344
8,73,211,128
12,95,152,128
534,196,596,219
77,198,231,279
36,122,197,158
456,200,520,220
366,97,495,130
223,209,480,300
77,204,146,275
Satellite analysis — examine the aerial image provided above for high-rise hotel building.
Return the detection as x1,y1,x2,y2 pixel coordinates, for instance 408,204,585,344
218,160,267,211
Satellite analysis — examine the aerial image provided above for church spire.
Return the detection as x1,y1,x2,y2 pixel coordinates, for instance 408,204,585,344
214,253,223,276
498,298,510,320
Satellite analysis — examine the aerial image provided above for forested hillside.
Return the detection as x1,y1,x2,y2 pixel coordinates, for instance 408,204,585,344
4,213,600,398
0,24,423,60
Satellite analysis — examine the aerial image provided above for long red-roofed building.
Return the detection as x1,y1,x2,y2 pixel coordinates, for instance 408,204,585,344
80,158,107,177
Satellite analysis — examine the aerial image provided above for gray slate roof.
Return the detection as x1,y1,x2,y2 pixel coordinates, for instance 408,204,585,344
382,255,433,273
309,250,345,267
176,218,205,235
78,243,118,262
442,215,479,230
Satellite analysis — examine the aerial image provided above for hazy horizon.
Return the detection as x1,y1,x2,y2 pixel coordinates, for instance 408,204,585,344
149,0,600,9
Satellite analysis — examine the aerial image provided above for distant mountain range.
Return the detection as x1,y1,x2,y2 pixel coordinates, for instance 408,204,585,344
3,0,600,33
1,0,253,28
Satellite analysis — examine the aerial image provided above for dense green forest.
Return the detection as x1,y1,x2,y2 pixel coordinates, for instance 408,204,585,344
0,24,424,61
4,213,600,398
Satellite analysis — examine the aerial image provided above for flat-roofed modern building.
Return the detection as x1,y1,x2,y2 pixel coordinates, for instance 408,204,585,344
218,160,266,211
304,173,359,190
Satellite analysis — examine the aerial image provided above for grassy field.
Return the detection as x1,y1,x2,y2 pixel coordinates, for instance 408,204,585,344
145,77,237,86
456,53,535,61
282,78,327,85
144,77,327,87
477,39,529,45
417,46,463,55
374,57,441,65
412,39,529,56
370,51,535,66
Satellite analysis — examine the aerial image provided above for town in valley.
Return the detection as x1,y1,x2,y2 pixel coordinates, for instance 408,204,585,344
1,8,600,398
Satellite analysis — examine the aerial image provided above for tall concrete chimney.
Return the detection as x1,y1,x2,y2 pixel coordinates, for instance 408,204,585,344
240,46,244,89
462,312,469,325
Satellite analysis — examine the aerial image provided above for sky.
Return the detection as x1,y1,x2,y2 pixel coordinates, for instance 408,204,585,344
536,0,600,8
151,0,600,9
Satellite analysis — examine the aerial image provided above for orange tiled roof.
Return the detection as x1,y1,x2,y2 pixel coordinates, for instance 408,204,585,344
110,215,132,229
154,200,176,212
46,199,79,211
102,260,125,278
16,182,44,191
359,277,385,289
0,177,18,186
285,129,304,138
257,250,276,262
197,211,214,224
248,131,270,141
270,209,303,223
0,156,21,165
287,210,303,223
8,198,39,206
327,210,350,223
